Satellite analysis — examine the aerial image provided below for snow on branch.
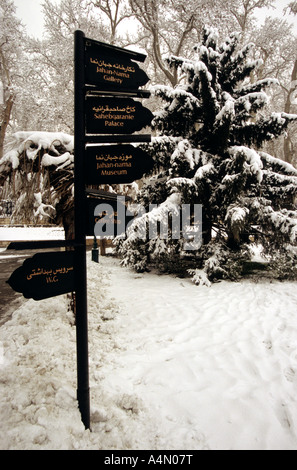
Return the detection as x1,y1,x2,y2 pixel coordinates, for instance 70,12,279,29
263,206,297,244
194,162,215,181
34,192,55,220
215,92,235,122
235,78,279,98
262,168,297,186
194,60,213,83
188,269,212,287
232,111,297,148
235,92,269,114
225,205,249,242
167,177,197,196
1,131,74,170
202,25,219,49
259,151,297,176
150,135,182,148
125,193,182,242
261,112,297,141
229,146,263,183
150,85,200,111
163,54,194,71
41,152,73,169
219,31,241,57
170,139,203,172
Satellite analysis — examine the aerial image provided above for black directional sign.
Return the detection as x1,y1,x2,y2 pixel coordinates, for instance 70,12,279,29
85,144,154,185
7,251,74,301
85,40,149,90
86,197,134,237
6,31,153,433
85,97,154,135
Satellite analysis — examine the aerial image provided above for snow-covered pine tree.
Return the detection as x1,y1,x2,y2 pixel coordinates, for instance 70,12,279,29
117,26,297,284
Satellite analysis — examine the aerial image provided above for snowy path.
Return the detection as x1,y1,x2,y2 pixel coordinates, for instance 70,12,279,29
97,256,297,450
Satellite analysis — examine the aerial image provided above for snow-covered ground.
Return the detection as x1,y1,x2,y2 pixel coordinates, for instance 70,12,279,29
0,225,64,241
1,228,297,450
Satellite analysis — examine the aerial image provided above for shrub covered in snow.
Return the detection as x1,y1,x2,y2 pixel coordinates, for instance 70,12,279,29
0,131,135,238
0,131,75,236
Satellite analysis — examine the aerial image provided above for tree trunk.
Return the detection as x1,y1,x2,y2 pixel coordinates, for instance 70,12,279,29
202,212,212,245
284,59,297,163
0,94,14,160
62,208,75,242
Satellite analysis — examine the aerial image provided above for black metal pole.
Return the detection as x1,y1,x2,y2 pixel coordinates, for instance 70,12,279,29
92,235,99,263
74,30,90,430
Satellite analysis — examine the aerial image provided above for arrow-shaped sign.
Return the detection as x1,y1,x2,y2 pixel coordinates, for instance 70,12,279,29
85,144,154,185
85,46,149,90
86,196,134,237
7,251,74,301
86,97,154,135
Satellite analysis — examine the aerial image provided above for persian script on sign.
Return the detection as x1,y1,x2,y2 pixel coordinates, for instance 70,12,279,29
85,97,153,135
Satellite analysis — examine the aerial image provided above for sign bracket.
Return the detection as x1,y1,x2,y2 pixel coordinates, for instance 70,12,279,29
85,134,151,144
7,240,81,250
85,87,151,99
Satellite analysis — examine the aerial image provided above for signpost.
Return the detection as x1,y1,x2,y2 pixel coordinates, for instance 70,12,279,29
75,31,153,429
86,196,135,238
74,30,90,430
7,252,74,301
85,97,153,135
85,45,149,91
85,145,154,185
7,30,153,431
86,196,125,238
